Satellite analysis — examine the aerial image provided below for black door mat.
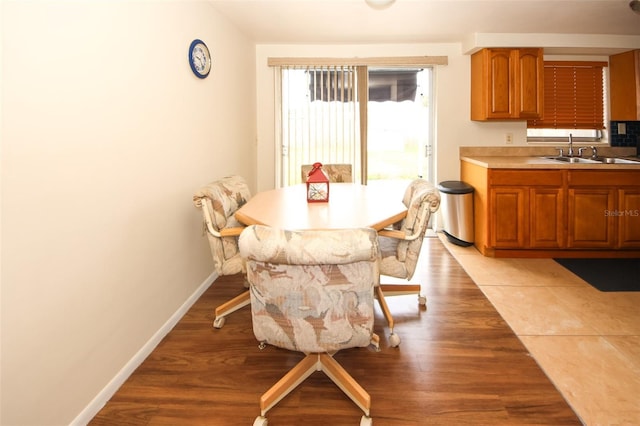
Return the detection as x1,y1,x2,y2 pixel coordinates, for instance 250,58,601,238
554,258,640,292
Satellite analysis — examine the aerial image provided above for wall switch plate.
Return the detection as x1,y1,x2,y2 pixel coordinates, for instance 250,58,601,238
618,123,627,135
505,133,513,144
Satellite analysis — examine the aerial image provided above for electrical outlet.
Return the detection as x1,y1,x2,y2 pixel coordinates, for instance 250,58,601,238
505,133,513,144
618,123,627,135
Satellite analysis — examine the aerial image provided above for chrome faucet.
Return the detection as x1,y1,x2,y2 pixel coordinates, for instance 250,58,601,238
590,145,598,159
567,133,574,157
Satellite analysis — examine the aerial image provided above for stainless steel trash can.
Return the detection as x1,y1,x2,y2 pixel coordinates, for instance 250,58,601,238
437,180,474,247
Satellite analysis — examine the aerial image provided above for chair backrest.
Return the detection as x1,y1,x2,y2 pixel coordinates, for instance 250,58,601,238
239,225,379,353
301,163,353,183
193,175,251,275
395,179,441,278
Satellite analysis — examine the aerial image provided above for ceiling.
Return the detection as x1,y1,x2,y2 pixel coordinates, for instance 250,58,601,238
208,0,640,53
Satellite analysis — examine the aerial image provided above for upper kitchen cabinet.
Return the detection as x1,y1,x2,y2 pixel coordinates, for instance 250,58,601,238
609,49,640,121
471,48,544,121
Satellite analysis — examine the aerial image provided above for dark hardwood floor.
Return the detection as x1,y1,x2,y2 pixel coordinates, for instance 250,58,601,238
89,237,581,425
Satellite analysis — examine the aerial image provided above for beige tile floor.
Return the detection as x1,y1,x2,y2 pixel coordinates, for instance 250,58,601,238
437,233,640,426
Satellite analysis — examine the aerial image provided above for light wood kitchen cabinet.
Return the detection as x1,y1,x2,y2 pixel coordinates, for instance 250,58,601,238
618,188,640,248
490,187,527,248
567,170,640,249
609,49,640,121
529,187,565,249
486,169,565,251
471,48,544,121
567,188,616,248
490,186,565,249
461,161,640,257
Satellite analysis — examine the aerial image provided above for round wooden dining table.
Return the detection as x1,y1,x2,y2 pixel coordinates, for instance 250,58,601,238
235,182,408,231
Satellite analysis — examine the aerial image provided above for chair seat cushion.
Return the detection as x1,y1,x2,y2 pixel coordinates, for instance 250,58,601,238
193,175,251,230
219,252,244,276
378,235,409,279
194,175,252,275
249,263,375,353
240,226,378,353
241,226,379,266
378,179,441,281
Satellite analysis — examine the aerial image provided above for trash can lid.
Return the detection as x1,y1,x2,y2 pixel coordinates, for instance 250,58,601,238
437,180,474,194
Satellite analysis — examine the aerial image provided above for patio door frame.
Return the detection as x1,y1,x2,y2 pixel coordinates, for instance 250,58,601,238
270,56,448,187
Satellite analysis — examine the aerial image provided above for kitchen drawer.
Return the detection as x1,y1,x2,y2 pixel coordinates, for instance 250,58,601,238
568,170,640,187
489,169,564,186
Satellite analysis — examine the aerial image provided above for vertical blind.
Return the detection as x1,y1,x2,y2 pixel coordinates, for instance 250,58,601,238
527,61,606,130
279,65,360,186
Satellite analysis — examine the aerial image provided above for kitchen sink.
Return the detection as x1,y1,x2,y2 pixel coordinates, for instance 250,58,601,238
544,156,600,164
593,157,640,164
544,156,640,165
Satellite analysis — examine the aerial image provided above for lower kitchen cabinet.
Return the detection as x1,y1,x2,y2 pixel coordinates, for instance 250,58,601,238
567,188,616,248
530,187,565,248
490,187,566,249
618,188,640,248
461,161,640,257
490,187,527,248
486,169,565,251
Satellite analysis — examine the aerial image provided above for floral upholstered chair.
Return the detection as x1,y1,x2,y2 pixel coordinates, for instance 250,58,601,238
301,163,353,183
239,225,380,426
376,178,441,347
193,175,252,328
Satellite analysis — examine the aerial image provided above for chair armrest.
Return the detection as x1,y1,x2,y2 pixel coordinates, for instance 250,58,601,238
378,204,431,242
219,227,244,237
198,201,244,238
377,229,406,240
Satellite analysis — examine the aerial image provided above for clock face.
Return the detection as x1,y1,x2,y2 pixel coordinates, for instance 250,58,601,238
189,39,211,78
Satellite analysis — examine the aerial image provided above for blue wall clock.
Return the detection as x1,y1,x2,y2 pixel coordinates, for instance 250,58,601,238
188,39,211,79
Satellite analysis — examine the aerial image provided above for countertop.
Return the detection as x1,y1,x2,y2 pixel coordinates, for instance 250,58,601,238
461,155,640,169
460,146,640,170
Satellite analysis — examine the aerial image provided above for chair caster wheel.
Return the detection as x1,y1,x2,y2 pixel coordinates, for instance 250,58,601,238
370,334,380,352
253,416,268,426
418,295,427,306
213,316,225,329
360,415,373,426
389,332,401,347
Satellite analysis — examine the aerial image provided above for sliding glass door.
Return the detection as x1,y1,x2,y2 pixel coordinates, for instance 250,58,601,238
278,66,360,186
367,67,433,184
276,65,433,186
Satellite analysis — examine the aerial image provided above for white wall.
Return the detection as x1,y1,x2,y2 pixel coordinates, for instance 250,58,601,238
255,43,528,191
254,43,619,191
1,2,621,423
0,1,256,424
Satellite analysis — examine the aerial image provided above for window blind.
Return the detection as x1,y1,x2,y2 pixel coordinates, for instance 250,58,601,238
279,65,360,186
528,61,606,130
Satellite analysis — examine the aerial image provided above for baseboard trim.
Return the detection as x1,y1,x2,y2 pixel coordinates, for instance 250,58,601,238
71,271,218,425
